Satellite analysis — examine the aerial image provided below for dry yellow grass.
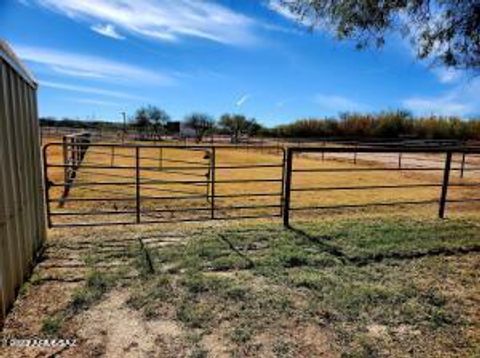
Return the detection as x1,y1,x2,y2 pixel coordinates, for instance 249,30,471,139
42,135,480,226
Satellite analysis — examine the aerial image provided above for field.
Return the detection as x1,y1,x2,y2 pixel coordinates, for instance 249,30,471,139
1,135,479,357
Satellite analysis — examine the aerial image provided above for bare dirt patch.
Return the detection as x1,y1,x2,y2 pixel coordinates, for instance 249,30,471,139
73,290,185,357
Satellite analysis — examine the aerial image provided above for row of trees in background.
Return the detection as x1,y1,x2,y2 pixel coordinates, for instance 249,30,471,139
271,111,480,140
131,106,261,143
40,108,480,141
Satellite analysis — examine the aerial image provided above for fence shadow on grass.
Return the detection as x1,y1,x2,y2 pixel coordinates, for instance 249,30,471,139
286,225,349,262
216,233,255,269
286,225,480,267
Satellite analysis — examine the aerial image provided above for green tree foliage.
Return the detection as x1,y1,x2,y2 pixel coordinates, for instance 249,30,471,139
277,0,480,71
219,114,262,143
184,112,215,142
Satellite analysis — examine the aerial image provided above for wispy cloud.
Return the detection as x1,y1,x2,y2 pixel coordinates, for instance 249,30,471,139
402,77,480,116
235,94,250,107
70,98,123,107
34,0,257,46
41,81,143,100
267,0,316,28
402,97,470,116
267,0,300,22
15,44,173,84
432,67,463,84
260,22,303,36
314,94,368,112
91,23,125,40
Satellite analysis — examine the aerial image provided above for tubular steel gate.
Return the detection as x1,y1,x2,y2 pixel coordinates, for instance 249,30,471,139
42,143,480,228
43,142,285,227
282,146,480,226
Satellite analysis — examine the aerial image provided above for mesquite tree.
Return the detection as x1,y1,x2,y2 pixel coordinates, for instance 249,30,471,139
274,0,479,72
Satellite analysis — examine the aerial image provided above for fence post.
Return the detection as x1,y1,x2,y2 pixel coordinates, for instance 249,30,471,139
135,147,141,223
460,153,466,178
62,135,68,185
283,148,293,227
280,148,286,216
43,145,52,228
159,147,163,170
210,147,216,219
439,151,452,219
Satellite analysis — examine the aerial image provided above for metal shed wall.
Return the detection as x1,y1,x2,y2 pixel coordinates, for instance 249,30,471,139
0,40,46,326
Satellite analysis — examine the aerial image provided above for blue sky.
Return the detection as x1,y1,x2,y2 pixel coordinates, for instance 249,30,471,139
1,0,479,126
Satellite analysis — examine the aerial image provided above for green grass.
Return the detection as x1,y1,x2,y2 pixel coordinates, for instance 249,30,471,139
41,316,63,336
38,241,134,336
70,270,116,312
134,216,480,356
35,216,479,356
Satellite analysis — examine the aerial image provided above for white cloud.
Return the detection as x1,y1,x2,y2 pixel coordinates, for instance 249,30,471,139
432,67,463,84
34,0,257,46
41,81,142,100
70,98,123,107
235,94,250,107
402,97,471,116
267,0,316,28
314,94,368,112
260,22,303,36
402,77,480,116
267,0,299,22
14,44,173,84
91,23,125,40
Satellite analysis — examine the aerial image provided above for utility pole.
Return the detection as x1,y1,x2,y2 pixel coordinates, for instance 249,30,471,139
121,111,126,143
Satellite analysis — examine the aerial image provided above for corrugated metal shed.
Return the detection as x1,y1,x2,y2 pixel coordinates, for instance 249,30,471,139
0,40,46,326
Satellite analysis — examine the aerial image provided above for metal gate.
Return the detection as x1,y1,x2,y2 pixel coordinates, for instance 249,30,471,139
42,142,285,227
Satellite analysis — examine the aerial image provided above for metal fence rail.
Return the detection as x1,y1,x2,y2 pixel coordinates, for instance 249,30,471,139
282,147,480,226
42,143,480,228
58,132,91,207
43,143,285,227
